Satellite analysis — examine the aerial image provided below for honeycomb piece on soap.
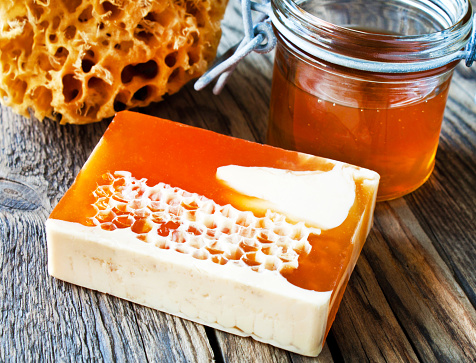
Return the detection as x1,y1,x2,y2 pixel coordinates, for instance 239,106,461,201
88,170,314,273
46,111,380,356
0,0,227,124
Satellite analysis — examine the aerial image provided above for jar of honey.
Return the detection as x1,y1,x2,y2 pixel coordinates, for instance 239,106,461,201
267,0,474,201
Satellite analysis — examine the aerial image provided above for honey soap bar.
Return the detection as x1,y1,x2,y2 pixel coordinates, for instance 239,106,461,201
46,111,379,357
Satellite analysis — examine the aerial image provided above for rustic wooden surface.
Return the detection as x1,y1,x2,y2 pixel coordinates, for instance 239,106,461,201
1,2,475,362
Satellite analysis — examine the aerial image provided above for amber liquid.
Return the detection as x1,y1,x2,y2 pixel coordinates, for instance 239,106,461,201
268,46,453,201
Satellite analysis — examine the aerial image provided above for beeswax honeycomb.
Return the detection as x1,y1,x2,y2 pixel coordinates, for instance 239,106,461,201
0,0,227,124
89,171,317,274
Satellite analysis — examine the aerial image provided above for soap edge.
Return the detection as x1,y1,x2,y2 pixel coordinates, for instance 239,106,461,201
46,218,331,357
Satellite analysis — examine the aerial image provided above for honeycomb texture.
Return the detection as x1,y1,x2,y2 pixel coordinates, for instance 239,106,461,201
88,171,318,274
0,0,228,124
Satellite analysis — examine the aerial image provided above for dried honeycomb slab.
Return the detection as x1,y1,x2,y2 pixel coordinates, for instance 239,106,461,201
46,111,380,356
0,0,227,124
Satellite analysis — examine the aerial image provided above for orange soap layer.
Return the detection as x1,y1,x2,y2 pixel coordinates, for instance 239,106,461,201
50,111,377,334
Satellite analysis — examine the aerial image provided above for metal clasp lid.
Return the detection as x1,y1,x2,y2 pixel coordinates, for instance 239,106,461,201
194,0,275,94
195,0,476,94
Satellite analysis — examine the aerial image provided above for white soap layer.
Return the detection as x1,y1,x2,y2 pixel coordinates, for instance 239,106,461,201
46,219,332,356
216,165,356,230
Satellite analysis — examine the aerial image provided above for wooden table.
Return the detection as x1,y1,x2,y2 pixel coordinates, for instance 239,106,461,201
1,3,475,362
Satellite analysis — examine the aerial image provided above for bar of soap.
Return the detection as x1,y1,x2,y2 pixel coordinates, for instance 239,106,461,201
46,111,379,357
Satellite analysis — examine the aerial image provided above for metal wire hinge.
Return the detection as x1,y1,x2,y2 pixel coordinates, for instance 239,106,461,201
194,0,275,95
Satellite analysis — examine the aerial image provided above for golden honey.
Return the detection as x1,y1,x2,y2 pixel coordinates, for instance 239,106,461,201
268,51,454,200
267,0,473,201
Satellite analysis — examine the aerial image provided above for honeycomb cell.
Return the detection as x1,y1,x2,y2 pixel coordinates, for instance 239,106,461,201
114,215,134,229
64,25,76,39
175,245,189,254
155,239,170,249
94,185,114,198
205,229,217,239
79,5,93,22
181,199,199,211
274,225,291,237
133,208,150,219
211,255,228,265
225,245,244,261
62,0,82,13
157,222,171,237
94,197,110,210
136,234,148,242
242,252,263,267
262,245,276,256
278,252,297,263
169,205,183,217
165,52,178,67
171,230,186,244
132,86,150,101
101,1,122,19
85,217,98,227
121,60,158,84
187,226,203,236
239,239,260,253
100,222,116,231
192,249,209,260
62,74,82,102
130,199,146,210
30,86,53,112
206,241,226,255
257,231,273,244
188,236,204,249
101,172,115,184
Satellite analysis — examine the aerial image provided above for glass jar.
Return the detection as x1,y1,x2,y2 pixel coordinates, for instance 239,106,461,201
268,0,474,201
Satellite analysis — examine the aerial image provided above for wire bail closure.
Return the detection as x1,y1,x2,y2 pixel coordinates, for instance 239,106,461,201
195,0,476,94
194,0,274,94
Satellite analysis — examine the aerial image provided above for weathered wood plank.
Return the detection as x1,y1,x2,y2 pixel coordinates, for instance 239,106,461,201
289,345,334,363
214,331,292,363
331,252,419,362
0,108,215,362
405,63,476,309
364,200,476,362
132,305,214,362
213,330,335,363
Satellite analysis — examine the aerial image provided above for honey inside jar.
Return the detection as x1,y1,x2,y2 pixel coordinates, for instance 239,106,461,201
267,0,472,201
267,36,454,200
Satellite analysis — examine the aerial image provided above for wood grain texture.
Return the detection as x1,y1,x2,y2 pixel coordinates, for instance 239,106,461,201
213,331,335,363
366,201,476,362
0,107,215,362
1,1,476,362
330,252,419,362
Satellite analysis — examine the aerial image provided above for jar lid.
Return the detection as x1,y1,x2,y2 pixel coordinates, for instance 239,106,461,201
195,0,476,93
271,0,475,72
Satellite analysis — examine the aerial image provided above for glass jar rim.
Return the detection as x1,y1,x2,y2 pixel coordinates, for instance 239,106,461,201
275,29,457,85
271,0,474,66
